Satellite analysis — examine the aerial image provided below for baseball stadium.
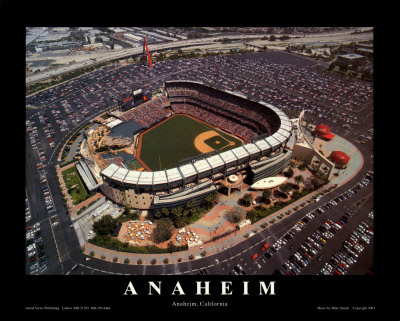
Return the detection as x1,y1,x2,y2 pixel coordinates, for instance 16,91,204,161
79,80,294,211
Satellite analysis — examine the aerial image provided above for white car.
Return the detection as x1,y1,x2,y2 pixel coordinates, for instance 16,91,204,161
27,244,36,252
27,250,36,258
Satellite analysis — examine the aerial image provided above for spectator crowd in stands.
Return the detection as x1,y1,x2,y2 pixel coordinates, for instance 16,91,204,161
119,96,170,128
166,83,279,142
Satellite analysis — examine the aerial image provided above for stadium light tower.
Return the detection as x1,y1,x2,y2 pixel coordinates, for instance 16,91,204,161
141,36,153,68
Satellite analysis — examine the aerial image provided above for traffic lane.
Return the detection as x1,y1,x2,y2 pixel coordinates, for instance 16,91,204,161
25,155,48,223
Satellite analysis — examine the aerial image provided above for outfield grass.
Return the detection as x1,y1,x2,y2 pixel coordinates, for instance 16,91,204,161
62,166,91,205
139,114,242,171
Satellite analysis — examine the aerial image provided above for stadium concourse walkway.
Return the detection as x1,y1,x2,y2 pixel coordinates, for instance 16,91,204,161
82,183,334,267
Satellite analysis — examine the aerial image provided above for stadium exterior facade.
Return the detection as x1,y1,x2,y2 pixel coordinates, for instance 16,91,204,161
99,80,294,210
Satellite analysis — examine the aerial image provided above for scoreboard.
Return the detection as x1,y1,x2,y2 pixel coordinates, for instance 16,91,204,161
121,87,152,111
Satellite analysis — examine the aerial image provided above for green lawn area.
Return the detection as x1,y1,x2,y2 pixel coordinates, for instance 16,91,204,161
139,115,242,171
123,159,143,170
62,166,91,205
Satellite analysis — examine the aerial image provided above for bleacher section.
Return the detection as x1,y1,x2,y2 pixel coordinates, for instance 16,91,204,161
76,158,100,193
119,96,170,128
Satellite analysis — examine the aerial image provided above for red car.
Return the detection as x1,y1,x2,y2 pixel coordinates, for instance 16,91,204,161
251,253,258,261
261,242,270,251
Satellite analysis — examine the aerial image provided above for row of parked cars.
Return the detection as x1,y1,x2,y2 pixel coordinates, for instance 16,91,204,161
50,104,71,133
26,223,47,274
230,264,246,275
38,113,56,148
319,217,374,275
26,120,42,153
38,169,55,215
25,193,31,223
356,127,374,145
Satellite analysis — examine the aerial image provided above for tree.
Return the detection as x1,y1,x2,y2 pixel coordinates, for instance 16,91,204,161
204,192,217,209
153,218,174,243
262,189,272,202
153,210,163,219
279,183,293,194
298,162,307,171
284,167,294,178
242,193,253,207
93,215,117,236
294,175,304,185
225,206,246,223
161,207,170,218
185,200,195,210
124,204,131,216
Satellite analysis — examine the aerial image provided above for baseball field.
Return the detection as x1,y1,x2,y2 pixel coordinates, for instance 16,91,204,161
137,114,243,171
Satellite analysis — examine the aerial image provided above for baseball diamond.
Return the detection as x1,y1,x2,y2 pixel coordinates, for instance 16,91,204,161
137,114,243,171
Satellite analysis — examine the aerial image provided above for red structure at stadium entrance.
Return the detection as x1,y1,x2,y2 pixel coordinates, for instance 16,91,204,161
329,151,350,167
142,36,153,68
315,124,335,140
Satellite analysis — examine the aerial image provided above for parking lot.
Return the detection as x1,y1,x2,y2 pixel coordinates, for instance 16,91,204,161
25,50,373,276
